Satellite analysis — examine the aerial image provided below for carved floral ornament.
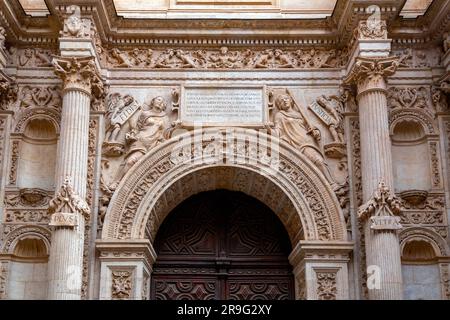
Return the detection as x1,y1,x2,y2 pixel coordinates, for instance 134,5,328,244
52,56,103,97
344,57,400,96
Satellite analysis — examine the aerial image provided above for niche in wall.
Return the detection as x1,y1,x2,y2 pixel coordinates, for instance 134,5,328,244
391,119,431,193
7,237,49,300
17,118,57,190
402,240,441,300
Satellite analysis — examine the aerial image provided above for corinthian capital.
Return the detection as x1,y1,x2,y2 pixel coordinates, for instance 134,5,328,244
49,177,90,227
52,56,103,96
345,56,399,96
358,181,402,231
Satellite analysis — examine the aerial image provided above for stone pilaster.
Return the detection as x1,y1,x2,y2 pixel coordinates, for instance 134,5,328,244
345,44,403,299
359,181,403,300
345,56,399,197
47,178,90,299
47,56,102,300
96,240,156,300
289,241,353,300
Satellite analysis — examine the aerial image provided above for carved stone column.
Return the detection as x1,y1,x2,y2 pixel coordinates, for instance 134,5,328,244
359,182,403,300
345,56,399,196
47,56,102,300
345,57,403,300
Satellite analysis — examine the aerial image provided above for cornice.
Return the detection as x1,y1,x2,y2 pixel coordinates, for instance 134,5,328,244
0,0,448,50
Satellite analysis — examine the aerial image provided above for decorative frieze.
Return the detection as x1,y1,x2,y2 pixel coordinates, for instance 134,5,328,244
14,48,53,68
106,47,347,70
19,85,61,110
395,47,443,69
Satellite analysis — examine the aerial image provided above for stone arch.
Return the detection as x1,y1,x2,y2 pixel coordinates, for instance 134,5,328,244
102,128,347,248
399,227,449,257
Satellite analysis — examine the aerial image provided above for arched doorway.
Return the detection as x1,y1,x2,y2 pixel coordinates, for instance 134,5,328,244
150,190,295,300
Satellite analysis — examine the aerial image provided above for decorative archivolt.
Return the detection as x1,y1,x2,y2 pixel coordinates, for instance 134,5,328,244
101,128,347,246
399,227,449,257
389,110,437,137
14,107,61,134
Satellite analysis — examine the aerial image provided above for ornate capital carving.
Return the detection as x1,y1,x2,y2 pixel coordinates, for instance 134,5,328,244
52,56,103,96
345,57,399,97
48,177,90,226
358,181,402,231
356,20,388,40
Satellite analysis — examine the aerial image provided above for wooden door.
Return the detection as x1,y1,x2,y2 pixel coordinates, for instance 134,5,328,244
151,190,294,300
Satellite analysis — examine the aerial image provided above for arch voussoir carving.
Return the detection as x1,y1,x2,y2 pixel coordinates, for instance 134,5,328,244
102,128,347,247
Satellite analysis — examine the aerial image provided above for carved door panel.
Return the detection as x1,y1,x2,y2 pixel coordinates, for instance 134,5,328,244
151,190,294,300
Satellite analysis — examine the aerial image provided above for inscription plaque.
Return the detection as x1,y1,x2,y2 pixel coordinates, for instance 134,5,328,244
181,86,266,126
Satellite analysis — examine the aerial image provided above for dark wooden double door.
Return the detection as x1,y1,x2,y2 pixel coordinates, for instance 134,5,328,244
151,190,294,300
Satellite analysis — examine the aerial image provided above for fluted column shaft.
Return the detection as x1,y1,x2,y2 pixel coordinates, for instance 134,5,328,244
48,56,100,300
358,89,394,201
347,57,403,300
57,90,91,196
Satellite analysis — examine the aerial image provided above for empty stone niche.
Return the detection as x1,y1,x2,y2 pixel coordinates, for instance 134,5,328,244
17,118,57,190
7,237,49,300
402,240,442,300
391,120,431,193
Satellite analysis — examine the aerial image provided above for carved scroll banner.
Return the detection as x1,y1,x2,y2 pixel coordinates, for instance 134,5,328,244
180,85,267,127
308,101,333,126
111,99,141,126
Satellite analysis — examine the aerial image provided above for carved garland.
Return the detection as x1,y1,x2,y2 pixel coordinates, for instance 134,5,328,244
81,118,98,299
8,140,19,185
429,142,442,188
350,118,368,298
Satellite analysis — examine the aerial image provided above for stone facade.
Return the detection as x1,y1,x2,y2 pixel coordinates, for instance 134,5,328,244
0,0,450,300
